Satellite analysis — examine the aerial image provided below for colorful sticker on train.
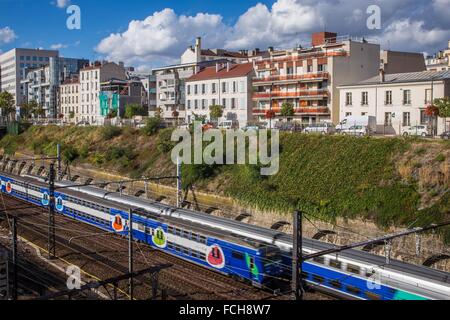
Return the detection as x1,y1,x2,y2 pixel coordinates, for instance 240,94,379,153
112,214,125,232
153,227,167,249
206,245,225,269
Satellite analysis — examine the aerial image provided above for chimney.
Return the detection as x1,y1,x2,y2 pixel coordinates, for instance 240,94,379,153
226,61,231,72
216,63,220,73
379,69,385,83
195,37,201,50
194,65,200,74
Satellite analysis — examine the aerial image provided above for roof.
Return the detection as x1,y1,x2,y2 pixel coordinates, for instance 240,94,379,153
340,70,450,87
201,49,247,59
186,63,254,82
61,78,80,85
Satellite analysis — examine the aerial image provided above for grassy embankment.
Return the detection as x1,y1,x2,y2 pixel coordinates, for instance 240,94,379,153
0,125,448,241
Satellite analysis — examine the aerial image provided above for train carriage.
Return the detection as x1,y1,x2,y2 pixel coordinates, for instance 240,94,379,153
0,173,283,287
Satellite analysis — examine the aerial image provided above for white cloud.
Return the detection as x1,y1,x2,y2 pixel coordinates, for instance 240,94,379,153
50,43,68,50
96,8,229,67
54,0,71,9
379,19,449,52
95,0,450,68
0,27,17,44
225,0,323,49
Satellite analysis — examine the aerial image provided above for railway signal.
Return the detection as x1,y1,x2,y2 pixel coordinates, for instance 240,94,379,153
48,163,56,260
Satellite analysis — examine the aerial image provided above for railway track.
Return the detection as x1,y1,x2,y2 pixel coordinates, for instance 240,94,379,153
0,194,287,300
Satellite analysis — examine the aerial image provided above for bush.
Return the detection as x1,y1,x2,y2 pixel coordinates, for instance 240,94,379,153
62,145,79,163
101,126,122,140
142,117,161,136
0,135,18,155
435,154,446,162
157,129,176,153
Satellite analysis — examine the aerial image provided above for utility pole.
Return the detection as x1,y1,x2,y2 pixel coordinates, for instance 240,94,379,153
128,209,133,301
176,157,182,208
11,217,17,300
48,163,56,259
292,210,304,300
57,144,62,181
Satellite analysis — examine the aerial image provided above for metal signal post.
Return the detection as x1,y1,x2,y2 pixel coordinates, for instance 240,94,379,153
48,163,56,259
292,210,304,300
128,209,134,300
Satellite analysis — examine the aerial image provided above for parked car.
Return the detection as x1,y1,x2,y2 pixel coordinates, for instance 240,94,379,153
242,125,261,132
218,120,238,130
336,116,377,134
340,125,368,136
76,121,90,127
401,125,429,137
440,131,450,140
303,123,335,135
202,123,215,131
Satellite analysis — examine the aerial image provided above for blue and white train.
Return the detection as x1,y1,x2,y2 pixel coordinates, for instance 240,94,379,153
1,172,450,300
0,173,282,286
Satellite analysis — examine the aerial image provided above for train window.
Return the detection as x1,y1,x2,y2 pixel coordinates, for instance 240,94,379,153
199,236,207,244
329,280,342,289
329,259,342,269
346,286,361,296
301,272,309,279
191,233,198,241
175,245,181,252
249,257,255,270
232,251,244,260
183,248,189,255
313,256,325,265
182,230,189,238
168,226,174,234
137,224,145,232
365,292,382,300
347,264,361,275
312,275,325,284
175,228,181,236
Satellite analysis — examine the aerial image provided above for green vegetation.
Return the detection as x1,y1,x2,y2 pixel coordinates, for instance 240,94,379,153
124,104,147,119
0,126,448,241
209,105,224,122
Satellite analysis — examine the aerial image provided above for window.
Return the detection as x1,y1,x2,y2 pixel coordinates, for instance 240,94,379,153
313,275,325,283
361,92,369,105
329,280,342,289
347,264,361,275
187,85,191,95
329,259,342,269
420,110,431,125
385,90,392,105
403,90,411,105
222,98,227,108
222,82,227,93
287,67,294,75
194,85,198,95
231,98,236,109
403,112,411,127
345,112,352,117
365,292,382,300
212,83,217,94
346,286,361,296
232,251,244,260
307,65,313,73
345,92,352,106
384,112,392,126
313,256,325,264
202,84,206,94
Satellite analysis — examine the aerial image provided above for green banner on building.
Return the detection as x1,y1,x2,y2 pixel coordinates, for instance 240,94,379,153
99,92,119,116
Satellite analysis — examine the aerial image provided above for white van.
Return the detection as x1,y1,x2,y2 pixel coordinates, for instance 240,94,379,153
336,116,377,134
218,120,238,129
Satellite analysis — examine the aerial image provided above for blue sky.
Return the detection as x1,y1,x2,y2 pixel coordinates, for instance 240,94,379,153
1,0,449,70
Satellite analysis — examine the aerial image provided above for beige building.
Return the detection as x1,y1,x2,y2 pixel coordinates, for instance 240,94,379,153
252,32,381,125
185,62,255,127
79,61,126,125
426,41,450,71
380,50,426,74
339,70,450,135
59,77,80,123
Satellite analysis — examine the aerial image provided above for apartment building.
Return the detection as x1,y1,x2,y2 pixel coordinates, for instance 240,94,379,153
185,62,254,127
79,61,127,125
99,79,144,118
20,57,60,118
155,37,267,122
181,37,266,65
252,32,381,125
338,70,450,135
138,74,157,114
426,41,450,71
0,48,58,108
60,77,80,123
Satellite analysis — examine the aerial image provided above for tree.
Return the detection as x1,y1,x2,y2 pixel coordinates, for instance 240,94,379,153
209,105,224,122
280,102,295,121
142,117,161,136
106,110,117,119
0,91,16,121
172,110,180,126
434,97,450,131
32,104,46,119
265,110,276,129
124,104,146,119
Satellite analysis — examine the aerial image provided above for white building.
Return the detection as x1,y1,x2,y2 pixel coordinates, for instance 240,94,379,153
0,48,58,108
79,61,126,125
59,77,80,124
426,41,450,71
338,70,450,135
185,62,255,128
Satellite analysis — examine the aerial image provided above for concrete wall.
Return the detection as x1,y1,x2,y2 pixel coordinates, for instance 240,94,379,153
382,50,426,74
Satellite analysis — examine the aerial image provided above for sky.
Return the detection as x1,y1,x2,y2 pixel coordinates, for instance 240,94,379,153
0,0,449,71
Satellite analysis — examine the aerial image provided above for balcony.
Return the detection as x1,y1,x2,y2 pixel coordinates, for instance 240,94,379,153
252,107,330,115
254,50,347,67
253,72,329,85
253,89,329,100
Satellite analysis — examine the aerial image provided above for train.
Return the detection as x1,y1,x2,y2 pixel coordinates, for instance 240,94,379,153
1,172,450,300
